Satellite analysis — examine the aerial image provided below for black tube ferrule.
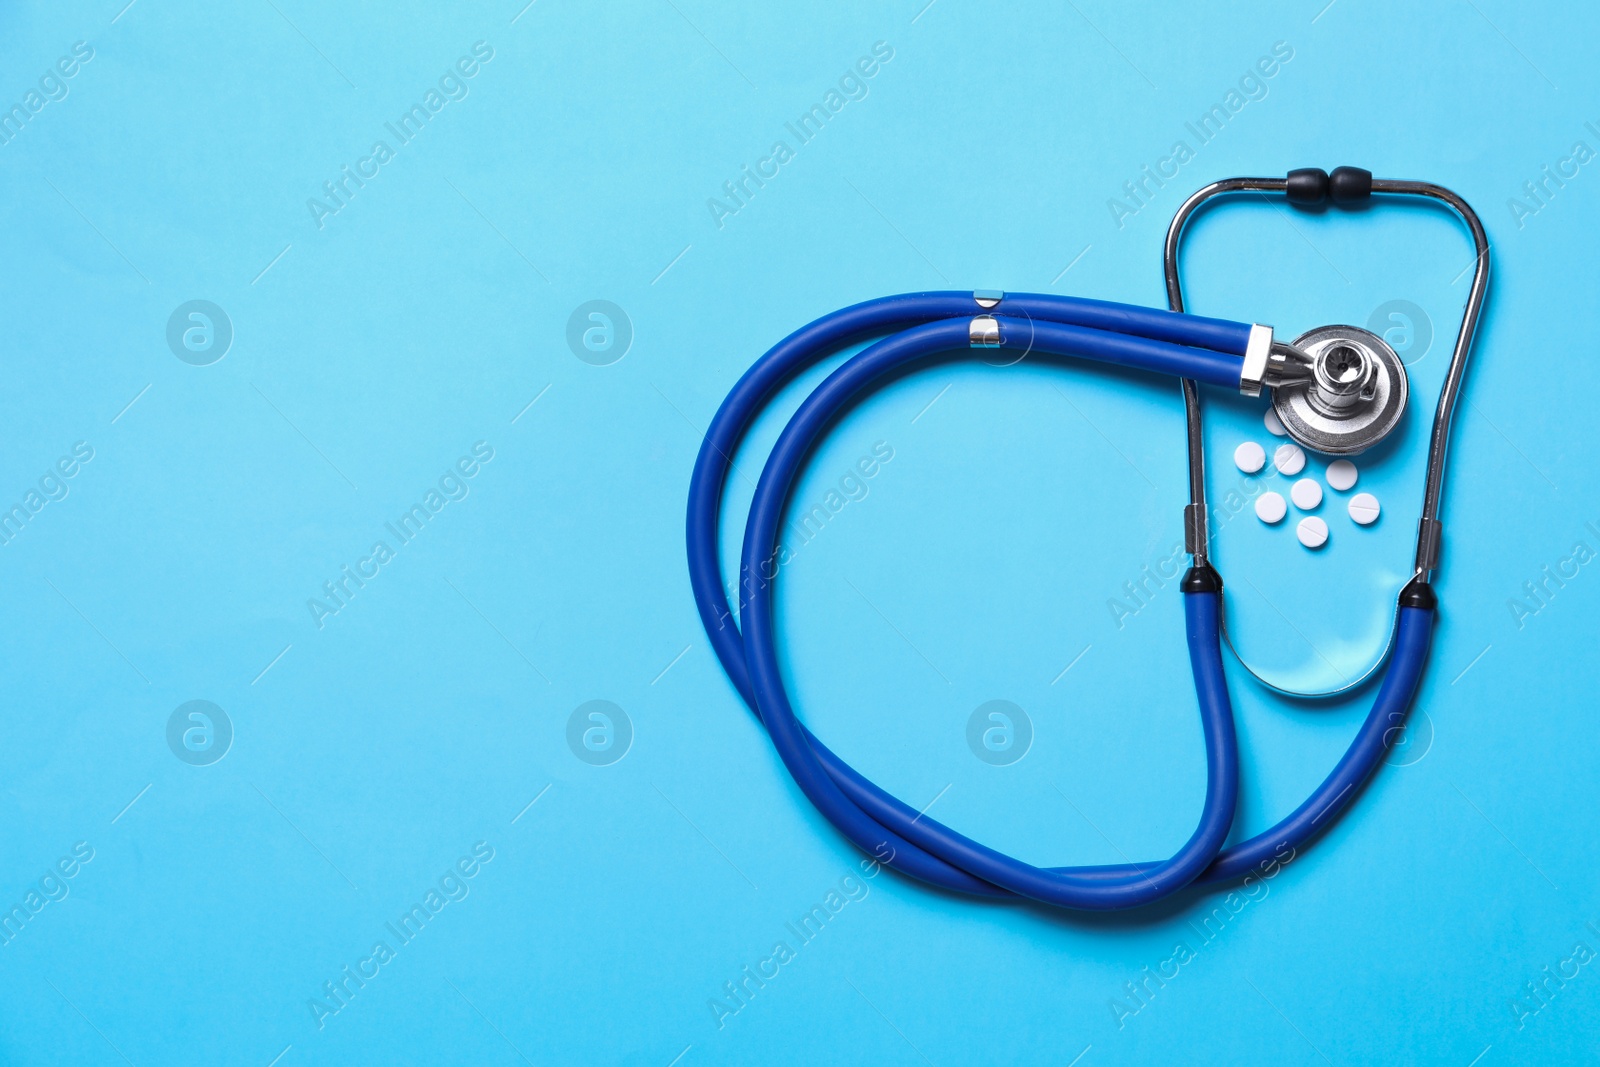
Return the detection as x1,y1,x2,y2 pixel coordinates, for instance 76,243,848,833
1398,576,1437,610
1181,563,1223,594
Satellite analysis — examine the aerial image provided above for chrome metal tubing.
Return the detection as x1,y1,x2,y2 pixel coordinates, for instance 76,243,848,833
1162,177,1285,567
1370,178,1491,578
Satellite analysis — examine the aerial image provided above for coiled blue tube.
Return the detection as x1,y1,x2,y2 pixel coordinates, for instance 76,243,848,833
1051,607,1434,886
686,293,1437,910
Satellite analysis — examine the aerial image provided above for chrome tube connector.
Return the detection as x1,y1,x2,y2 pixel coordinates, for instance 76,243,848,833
1239,328,1315,397
1262,340,1315,389
969,315,1001,347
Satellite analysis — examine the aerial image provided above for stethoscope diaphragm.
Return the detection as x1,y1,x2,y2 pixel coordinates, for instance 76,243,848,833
1272,324,1409,456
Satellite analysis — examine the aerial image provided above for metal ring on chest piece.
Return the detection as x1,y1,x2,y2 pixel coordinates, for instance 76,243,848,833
1273,324,1408,455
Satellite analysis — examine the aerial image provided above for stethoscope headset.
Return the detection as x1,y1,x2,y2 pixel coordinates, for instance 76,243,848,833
687,166,1488,910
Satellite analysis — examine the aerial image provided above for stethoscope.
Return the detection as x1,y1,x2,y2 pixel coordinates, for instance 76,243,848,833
686,167,1489,910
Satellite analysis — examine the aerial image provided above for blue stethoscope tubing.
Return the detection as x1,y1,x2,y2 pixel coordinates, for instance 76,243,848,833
685,289,1436,910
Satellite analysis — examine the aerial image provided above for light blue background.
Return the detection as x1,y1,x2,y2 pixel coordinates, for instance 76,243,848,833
1,0,1596,1063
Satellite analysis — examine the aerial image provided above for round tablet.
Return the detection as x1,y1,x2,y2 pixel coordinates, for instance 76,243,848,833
1255,491,1287,524
1291,478,1323,510
1349,492,1381,525
1326,459,1358,491
1264,408,1287,436
1297,515,1329,548
1274,443,1306,476
1234,441,1266,473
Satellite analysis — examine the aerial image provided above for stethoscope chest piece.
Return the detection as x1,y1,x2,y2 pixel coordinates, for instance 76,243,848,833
1273,324,1408,455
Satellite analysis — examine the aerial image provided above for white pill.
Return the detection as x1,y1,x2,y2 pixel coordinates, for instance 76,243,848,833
1291,478,1323,510
1274,443,1305,475
1326,459,1358,491
1297,515,1329,548
1234,441,1266,473
1349,492,1381,525
1255,491,1287,524
1264,408,1287,436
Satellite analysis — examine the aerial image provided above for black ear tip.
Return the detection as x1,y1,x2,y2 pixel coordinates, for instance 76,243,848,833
1330,166,1373,204
1287,167,1329,206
